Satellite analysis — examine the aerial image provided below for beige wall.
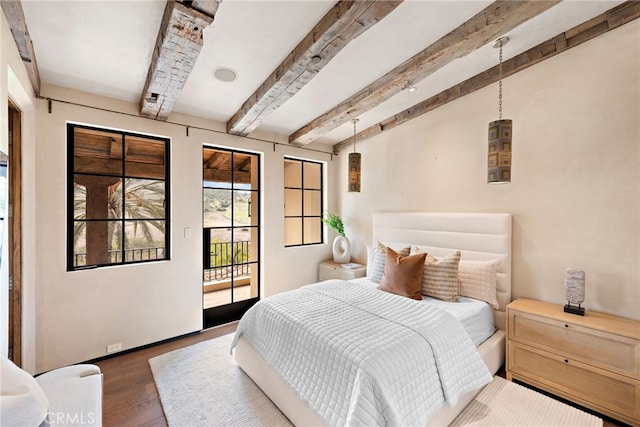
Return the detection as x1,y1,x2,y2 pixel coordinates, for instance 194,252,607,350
339,21,640,321
31,85,334,372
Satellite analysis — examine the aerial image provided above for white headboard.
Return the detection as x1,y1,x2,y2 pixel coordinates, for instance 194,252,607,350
373,212,512,331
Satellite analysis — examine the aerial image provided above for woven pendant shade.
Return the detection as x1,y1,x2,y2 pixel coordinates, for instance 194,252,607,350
488,119,512,183
348,152,361,192
348,119,361,192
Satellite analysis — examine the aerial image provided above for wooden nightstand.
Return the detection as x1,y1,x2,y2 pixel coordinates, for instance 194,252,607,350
318,261,366,281
506,298,640,425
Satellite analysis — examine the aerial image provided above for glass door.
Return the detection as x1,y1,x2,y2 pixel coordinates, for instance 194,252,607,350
202,147,260,328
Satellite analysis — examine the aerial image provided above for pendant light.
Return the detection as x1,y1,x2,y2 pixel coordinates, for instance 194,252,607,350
348,119,361,192
488,37,512,184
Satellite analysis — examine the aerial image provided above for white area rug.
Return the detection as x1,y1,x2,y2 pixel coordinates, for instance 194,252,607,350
149,333,291,427
450,376,602,426
150,334,602,427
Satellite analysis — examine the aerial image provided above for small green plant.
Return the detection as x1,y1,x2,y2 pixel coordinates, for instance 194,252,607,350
322,212,345,237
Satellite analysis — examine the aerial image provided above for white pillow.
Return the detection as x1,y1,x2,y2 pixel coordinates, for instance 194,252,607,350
368,242,410,284
458,259,501,309
366,245,375,277
0,355,49,427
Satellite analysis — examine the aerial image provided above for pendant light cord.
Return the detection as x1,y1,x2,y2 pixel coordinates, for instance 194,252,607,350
498,40,503,120
352,119,359,153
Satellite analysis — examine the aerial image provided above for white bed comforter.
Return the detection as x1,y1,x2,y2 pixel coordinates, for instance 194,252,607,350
231,280,492,426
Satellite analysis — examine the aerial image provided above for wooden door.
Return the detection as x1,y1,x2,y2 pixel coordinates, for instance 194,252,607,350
8,104,22,365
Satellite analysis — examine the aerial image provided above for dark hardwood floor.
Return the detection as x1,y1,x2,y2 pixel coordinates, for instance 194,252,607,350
95,322,238,427
96,322,624,427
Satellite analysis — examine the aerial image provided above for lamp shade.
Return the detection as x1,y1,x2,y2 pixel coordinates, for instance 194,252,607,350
488,119,512,183
348,152,361,192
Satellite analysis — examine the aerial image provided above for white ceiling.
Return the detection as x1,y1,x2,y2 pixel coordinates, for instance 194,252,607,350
21,0,624,146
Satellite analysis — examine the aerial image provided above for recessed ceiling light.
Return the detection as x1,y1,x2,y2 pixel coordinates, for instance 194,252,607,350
408,86,417,93
213,67,238,83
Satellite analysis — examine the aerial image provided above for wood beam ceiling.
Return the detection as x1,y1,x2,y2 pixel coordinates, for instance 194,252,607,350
290,0,560,145
139,0,219,121
333,1,640,152
1,0,41,94
226,0,402,137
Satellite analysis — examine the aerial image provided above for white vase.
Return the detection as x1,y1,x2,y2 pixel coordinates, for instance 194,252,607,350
332,235,351,264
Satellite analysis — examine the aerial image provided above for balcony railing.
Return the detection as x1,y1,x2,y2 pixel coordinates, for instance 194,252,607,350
75,241,251,283
204,240,251,283
74,247,165,266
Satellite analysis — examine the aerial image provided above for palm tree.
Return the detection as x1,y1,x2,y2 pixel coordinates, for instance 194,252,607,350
73,178,166,264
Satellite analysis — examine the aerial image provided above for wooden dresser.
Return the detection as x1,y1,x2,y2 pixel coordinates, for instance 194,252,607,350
506,298,640,426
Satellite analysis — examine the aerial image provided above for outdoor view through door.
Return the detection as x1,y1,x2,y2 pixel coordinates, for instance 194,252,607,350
203,147,260,328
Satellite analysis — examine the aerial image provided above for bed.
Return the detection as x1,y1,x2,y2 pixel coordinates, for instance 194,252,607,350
233,212,512,426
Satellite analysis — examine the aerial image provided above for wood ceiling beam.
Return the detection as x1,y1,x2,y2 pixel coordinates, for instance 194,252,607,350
109,137,122,159
226,0,402,137
74,156,166,180
333,1,640,152
203,169,250,184
139,0,219,120
290,0,560,145
1,0,41,94
235,157,251,172
206,151,227,169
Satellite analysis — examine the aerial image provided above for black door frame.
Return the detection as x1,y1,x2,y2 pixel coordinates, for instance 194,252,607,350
202,146,260,328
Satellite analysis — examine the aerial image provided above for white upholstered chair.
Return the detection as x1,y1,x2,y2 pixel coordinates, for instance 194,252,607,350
0,355,102,427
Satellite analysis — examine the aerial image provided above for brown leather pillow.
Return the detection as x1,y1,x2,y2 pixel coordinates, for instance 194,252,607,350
378,247,426,300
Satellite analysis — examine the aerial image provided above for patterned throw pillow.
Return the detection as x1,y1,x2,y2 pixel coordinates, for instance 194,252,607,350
369,242,410,284
458,259,501,309
378,248,426,300
415,249,461,302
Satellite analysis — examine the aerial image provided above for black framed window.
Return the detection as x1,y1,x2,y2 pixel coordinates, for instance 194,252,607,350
284,157,323,247
67,123,170,270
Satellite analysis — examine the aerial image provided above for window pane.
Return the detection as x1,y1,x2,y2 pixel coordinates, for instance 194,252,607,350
203,149,232,188
284,189,302,216
303,189,321,216
203,188,232,228
233,153,258,190
74,220,120,266
73,127,122,176
208,228,234,267
303,217,322,244
234,262,258,302
284,218,302,246
232,227,256,263
73,177,122,220
203,274,231,308
125,135,166,180
72,223,87,267
284,159,302,188
303,162,322,190
123,220,165,262
204,229,230,309
233,190,255,226
124,179,165,220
